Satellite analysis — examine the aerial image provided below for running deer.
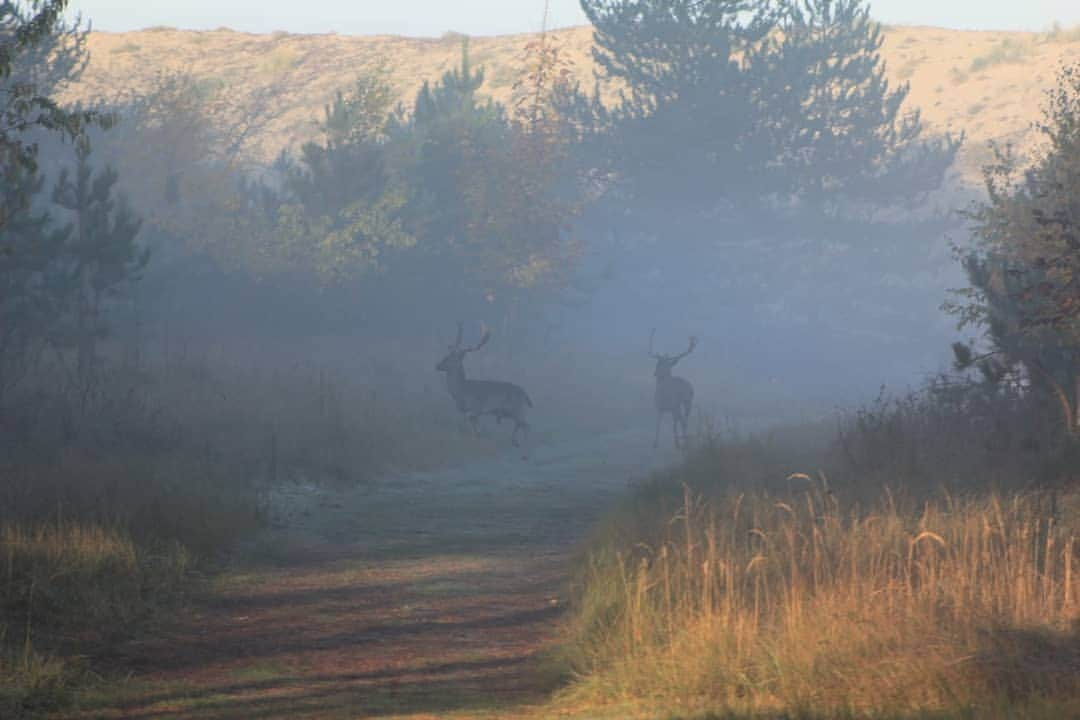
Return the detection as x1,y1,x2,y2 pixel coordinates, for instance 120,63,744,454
649,329,698,449
436,322,533,447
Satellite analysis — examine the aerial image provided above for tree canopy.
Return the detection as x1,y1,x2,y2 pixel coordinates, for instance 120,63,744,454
951,62,1080,435
1,1,104,228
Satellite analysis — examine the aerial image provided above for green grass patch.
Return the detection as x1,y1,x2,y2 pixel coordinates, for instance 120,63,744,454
0,522,192,718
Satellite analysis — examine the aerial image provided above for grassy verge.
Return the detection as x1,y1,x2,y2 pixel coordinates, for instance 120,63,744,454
0,356,493,717
555,387,1080,718
0,522,190,718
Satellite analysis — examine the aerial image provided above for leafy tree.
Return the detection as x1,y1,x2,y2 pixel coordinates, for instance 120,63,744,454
51,145,145,397
389,38,583,316
94,72,273,260
950,63,1080,435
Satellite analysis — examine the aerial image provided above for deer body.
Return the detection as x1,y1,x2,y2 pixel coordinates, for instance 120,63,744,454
436,323,532,447
649,330,697,449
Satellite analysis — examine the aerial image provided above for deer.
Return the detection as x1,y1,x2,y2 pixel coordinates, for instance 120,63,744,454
436,322,533,448
649,329,698,449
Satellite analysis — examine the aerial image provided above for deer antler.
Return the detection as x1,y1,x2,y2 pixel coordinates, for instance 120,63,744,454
670,335,698,362
464,324,491,353
648,328,660,358
453,321,464,349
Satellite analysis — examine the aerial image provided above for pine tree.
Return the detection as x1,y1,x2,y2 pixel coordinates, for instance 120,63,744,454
0,1,105,230
0,161,69,400
575,0,959,216
747,0,959,209
51,144,145,398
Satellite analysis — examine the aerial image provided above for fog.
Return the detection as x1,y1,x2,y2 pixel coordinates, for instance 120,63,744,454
8,1,1080,715
3,1,979,449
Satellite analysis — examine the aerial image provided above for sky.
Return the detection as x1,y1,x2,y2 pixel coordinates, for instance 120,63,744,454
69,0,1080,37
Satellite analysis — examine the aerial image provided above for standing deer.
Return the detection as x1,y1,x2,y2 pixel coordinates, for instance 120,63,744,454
436,322,532,447
649,329,698,449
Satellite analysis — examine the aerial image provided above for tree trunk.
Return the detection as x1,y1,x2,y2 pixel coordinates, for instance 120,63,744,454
1026,358,1076,437
1074,372,1080,436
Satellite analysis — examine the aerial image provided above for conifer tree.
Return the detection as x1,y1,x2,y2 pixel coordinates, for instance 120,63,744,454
0,162,69,399
51,145,145,396
1,1,105,230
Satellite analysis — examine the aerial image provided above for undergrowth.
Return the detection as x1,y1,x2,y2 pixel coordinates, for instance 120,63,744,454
0,354,493,716
556,384,1080,718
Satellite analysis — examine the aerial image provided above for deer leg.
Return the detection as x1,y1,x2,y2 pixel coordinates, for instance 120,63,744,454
520,421,530,460
673,413,682,449
511,421,520,447
654,412,662,449
468,414,481,435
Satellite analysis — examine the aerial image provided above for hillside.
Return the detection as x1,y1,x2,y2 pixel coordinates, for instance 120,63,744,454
60,23,1080,187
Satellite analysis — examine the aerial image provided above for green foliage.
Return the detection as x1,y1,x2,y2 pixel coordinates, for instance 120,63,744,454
255,38,584,326
387,38,581,304
262,67,414,283
321,65,394,147
0,1,108,229
576,0,960,215
50,145,146,396
389,37,507,267
751,0,960,208
0,163,69,400
577,0,770,212
950,62,1080,434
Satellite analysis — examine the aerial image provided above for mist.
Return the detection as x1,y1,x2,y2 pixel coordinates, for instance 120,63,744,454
3,1,1079,717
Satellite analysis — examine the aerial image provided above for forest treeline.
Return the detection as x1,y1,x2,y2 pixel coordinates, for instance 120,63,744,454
5,0,970,387
6,1,1076,422
2,0,1078,551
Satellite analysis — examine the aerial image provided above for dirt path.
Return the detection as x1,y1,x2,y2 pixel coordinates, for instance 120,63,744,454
80,429,677,719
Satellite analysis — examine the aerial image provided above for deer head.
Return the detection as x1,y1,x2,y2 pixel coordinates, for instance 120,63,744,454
436,321,491,374
649,329,698,379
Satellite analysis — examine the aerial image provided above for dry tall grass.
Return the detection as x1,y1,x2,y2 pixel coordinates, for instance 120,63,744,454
558,386,1080,718
0,522,191,716
561,480,1080,717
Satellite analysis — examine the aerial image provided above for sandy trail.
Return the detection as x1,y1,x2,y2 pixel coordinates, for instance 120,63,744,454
81,428,677,719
